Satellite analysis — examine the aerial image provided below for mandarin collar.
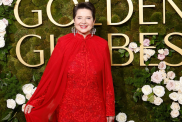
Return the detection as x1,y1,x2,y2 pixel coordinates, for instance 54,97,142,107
75,32,93,40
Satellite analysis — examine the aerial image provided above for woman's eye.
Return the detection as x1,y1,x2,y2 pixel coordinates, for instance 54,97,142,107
87,18,91,19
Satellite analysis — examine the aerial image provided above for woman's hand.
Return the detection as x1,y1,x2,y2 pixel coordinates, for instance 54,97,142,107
106,116,115,122
24,104,34,114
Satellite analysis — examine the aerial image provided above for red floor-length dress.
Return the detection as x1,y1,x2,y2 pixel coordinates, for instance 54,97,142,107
28,33,115,122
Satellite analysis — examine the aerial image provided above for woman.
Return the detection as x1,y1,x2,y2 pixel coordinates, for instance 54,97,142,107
24,2,115,122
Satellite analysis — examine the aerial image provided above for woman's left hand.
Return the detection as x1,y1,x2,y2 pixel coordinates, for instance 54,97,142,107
106,116,115,122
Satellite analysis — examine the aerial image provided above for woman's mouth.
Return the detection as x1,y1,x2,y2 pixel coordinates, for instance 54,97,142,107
80,25,88,29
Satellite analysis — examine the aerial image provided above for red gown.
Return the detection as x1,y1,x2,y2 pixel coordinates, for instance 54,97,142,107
25,33,115,122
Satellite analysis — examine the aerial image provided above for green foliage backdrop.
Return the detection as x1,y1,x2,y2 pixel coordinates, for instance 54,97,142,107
1,0,182,121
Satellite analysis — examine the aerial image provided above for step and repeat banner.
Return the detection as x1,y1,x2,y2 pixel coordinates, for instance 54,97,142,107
0,0,182,122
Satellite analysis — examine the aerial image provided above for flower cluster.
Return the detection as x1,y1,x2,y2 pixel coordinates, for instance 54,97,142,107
128,42,140,53
0,18,8,48
116,112,134,122
142,85,164,106
6,83,37,112
0,0,13,6
141,61,182,118
143,48,155,62
157,49,169,60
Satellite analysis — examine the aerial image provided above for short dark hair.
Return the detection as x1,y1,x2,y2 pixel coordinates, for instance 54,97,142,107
73,2,95,21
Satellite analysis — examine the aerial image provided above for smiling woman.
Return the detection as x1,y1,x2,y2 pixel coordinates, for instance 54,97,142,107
24,2,115,122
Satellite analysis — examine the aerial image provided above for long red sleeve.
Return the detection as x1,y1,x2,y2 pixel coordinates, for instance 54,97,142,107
104,43,115,116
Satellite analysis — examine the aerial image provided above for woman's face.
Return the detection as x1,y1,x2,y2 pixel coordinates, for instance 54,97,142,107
74,8,95,36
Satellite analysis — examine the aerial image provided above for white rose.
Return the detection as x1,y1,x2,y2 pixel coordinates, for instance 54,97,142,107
0,0,2,5
31,87,37,95
129,42,137,49
2,18,8,26
26,94,32,100
142,95,148,101
158,49,164,54
143,48,148,54
2,0,13,6
164,49,169,56
116,112,127,122
170,102,180,110
22,83,34,94
0,20,6,32
73,0,78,4
180,76,182,84
142,85,152,95
22,104,26,112
174,81,181,91
134,47,140,53
143,54,148,61
178,87,182,94
128,121,134,122
166,80,175,91
0,36,5,48
170,110,180,118
6,99,16,109
149,49,155,56
164,78,169,84
15,94,26,105
167,71,175,80
154,97,163,106
169,92,179,101
153,86,165,97
178,94,182,105
0,31,6,37
158,61,166,70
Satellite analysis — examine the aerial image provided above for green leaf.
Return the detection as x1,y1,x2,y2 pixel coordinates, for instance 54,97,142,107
151,66,156,74
125,52,129,57
145,60,150,66
33,75,36,82
118,49,125,53
147,92,154,103
120,53,124,57
1,112,12,121
133,94,138,102
168,51,172,56
150,40,155,44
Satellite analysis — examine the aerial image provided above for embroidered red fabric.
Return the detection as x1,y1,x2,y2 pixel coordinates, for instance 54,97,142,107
25,33,115,122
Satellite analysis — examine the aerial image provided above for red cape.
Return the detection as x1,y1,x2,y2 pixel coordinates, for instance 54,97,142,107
24,33,115,122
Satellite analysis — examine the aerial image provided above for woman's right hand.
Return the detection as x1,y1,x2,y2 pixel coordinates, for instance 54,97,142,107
24,104,34,114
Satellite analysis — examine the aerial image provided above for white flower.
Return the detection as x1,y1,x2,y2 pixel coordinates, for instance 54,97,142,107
22,83,34,94
134,47,140,53
169,92,179,101
73,0,78,4
180,76,182,84
0,31,6,37
116,112,127,122
164,78,169,84
2,0,13,6
178,94,182,105
142,95,148,101
178,87,182,94
170,102,180,110
151,71,163,84
26,94,32,100
128,121,134,122
158,61,166,70
170,110,180,118
153,86,165,97
15,94,26,105
2,18,8,26
0,36,5,48
164,49,169,56
142,85,152,95
31,87,37,95
158,49,164,54
0,0,2,5
174,81,181,91
129,42,137,49
22,104,26,112
166,80,175,91
154,97,163,106
148,49,155,56
0,20,6,32
85,0,89,2
6,99,16,109
143,54,148,61
167,71,175,80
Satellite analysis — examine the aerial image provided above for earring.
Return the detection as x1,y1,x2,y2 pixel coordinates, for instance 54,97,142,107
90,27,96,37
71,26,77,36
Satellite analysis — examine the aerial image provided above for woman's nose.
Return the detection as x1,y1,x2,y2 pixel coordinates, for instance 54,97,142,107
81,18,86,23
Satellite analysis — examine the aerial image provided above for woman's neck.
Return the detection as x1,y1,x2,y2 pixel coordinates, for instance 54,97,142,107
78,32,91,39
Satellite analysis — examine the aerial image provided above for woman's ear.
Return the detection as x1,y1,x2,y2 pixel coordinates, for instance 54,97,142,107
93,19,96,25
